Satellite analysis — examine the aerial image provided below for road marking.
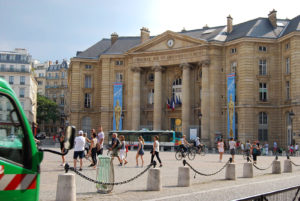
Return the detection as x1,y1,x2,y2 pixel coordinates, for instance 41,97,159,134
143,175,300,201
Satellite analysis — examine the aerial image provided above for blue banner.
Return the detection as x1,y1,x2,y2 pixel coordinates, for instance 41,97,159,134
113,83,123,131
227,73,235,139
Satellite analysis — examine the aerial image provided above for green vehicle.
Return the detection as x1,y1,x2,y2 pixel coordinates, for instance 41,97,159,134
0,77,75,201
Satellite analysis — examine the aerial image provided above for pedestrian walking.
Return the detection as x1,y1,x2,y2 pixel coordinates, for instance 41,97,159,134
251,141,260,164
151,135,162,167
58,128,65,167
229,138,236,163
97,126,105,155
83,132,90,156
217,139,224,162
273,141,278,154
119,135,128,166
245,140,251,157
88,132,98,168
109,133,122,166
136,136,145,167
73,130,86,171
264,143,269,156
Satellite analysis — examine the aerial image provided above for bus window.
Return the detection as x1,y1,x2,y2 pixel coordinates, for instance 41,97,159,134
159,132,173,142
142,132,153,142
0,94,27,166
175,132,183,139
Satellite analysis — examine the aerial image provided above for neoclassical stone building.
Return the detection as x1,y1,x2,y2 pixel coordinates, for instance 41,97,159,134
69,10,300,148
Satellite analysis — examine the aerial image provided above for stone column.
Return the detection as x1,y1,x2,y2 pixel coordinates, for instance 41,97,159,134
181,63,191,138
201,60,210,144
153,65,163,130
131,67,142,130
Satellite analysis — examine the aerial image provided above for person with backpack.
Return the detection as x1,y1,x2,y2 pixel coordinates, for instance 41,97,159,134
109,133,122,166
251,141,260,164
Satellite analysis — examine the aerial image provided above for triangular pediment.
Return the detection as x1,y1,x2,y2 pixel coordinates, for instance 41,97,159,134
127,30,207,53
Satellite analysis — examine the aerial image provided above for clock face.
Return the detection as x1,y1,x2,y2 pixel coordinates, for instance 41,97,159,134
167,39,174,47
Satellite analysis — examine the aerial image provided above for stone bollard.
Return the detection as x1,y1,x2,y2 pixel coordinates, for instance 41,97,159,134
272,160,281,174
56,173,76,201
178,167,190,187
284,159,292,173
225,163,236,180
147,168,161,191
243,162,253,178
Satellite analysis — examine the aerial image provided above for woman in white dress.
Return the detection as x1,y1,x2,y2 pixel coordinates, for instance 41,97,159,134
217,139,224,162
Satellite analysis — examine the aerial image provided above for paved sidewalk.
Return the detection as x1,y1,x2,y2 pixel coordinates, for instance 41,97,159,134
39,148,300,201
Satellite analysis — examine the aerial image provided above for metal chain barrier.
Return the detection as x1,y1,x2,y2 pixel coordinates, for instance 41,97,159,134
183,159,230,177
64,161,156,186
248,156,275,171
290,160,300,167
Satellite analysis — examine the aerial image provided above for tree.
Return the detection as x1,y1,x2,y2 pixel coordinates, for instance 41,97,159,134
37,94,59,125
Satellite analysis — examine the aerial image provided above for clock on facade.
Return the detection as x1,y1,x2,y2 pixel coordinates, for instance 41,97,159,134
167,39,174,47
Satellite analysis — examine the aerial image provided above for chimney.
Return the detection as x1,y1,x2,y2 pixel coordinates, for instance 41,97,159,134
268,9,277,28
111,32,118,46
227,15,233,33
140,27,150,43
55,60,58,64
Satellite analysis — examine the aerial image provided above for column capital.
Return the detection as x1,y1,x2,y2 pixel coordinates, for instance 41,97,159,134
152,65,164,72
199,59,210,68
179,63,192,70
131,67,142,73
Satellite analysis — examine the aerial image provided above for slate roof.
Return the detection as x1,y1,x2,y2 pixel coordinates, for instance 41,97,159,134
47,60,69,71
74,14,300,59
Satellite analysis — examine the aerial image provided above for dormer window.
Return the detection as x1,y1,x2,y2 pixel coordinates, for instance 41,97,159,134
85,65,92,69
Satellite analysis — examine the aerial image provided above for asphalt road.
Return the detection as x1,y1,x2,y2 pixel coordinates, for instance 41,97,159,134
39,147,300,201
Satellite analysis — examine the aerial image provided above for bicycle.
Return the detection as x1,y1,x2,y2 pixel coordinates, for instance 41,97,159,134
190,144,206,156
175,146,195,160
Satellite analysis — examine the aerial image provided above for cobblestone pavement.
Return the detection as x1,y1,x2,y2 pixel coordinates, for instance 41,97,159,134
39,148,300,201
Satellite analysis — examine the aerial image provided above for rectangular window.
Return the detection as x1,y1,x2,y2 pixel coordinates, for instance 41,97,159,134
286,57,290,74
84,75,92,88
61,72,65,78
84,93,91,108
286,81,290,100
38,81,43,85
60,98,64,105
55,73,59,78
21,65,26,72
148,89,154,104
20,102,24,108
231,61,237,73
258,129,268,141
0,54,6,60
85,65,92,69
230,48,237,54
259,83,267,101
9,76,14,84
259,46,267,52
115,72,123,82
286,43,290,50
9,65,14,72
259,59,267,75
20,76,25,85
115,60,124,65
0,64,5,71
19,88,25,98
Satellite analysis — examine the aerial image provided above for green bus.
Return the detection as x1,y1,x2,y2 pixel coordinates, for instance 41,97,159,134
108,130,183,150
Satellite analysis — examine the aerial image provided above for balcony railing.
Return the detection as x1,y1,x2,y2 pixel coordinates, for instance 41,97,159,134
0,68,30,73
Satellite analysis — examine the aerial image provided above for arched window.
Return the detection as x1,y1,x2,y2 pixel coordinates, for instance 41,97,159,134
82,116,91,136
172,78,182,103
258,112,268,141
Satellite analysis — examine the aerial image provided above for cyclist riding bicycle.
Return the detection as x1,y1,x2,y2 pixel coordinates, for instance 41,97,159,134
194,137,204,153
179,135,191,153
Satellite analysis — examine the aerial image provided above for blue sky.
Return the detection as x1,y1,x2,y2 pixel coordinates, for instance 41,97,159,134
0,0,299,62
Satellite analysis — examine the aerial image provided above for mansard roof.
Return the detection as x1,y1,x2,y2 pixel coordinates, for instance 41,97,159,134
74,14,300,59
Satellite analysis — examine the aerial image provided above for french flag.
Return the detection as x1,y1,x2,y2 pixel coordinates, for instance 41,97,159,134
171,97,175,111
167,98,170,109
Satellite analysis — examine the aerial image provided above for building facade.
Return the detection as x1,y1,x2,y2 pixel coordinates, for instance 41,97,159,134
44,60,69,135
69,10,300,148
0,48,37,132
33,60,50,96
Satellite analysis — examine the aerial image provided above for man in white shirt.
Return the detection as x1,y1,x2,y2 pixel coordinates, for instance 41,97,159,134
73,130,86,171
97,126,105,155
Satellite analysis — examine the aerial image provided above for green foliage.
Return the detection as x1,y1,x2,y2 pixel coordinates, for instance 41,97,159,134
37,94,59,124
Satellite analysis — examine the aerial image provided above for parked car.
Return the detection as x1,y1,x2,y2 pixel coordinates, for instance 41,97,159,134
36,132,46,140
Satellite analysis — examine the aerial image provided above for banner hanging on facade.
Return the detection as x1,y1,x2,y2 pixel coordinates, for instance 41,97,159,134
227,73,236,139
113,83,123,131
